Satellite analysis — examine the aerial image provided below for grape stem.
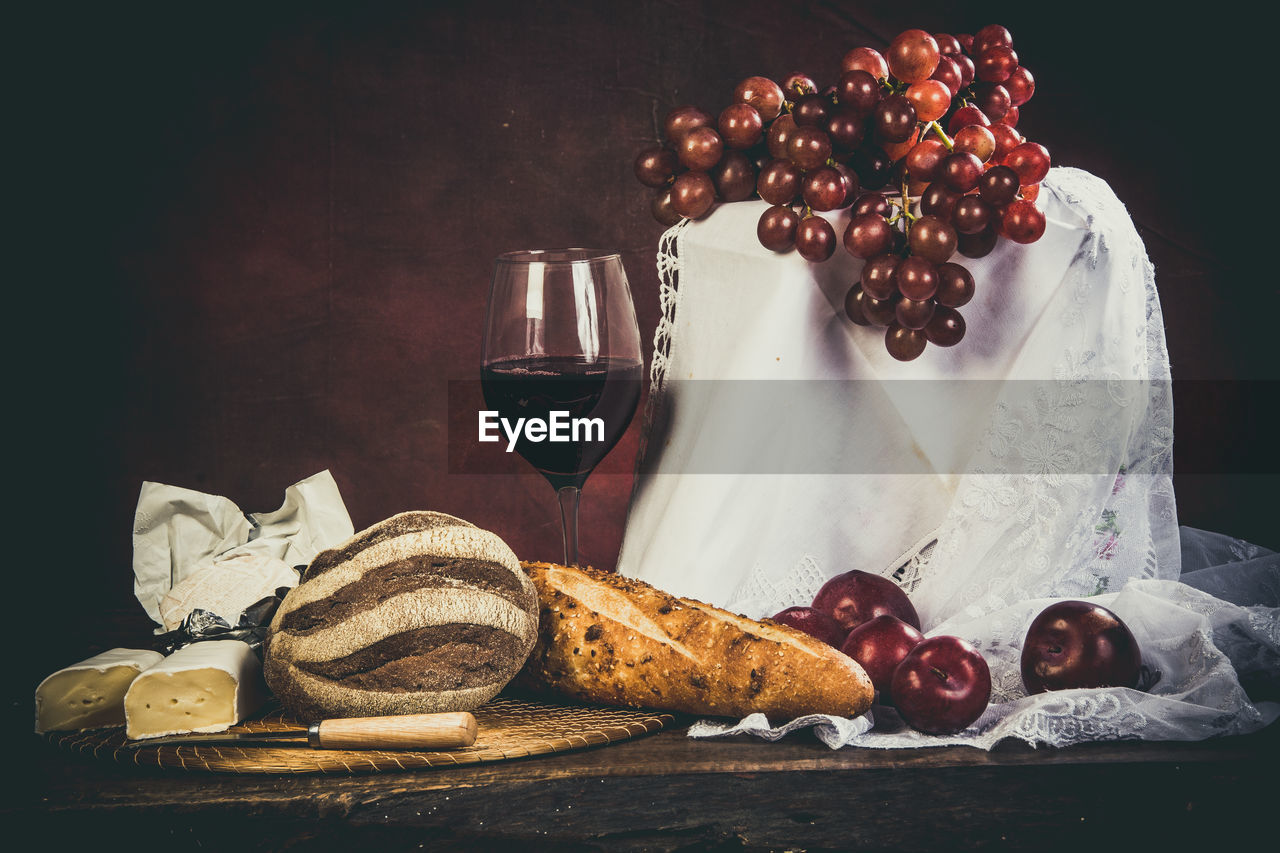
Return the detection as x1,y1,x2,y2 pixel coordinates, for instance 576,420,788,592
925,121,954,151
899,171,914,230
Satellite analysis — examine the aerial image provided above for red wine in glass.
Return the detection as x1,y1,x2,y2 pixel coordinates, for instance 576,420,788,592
480,355,642,490
481,250,643,565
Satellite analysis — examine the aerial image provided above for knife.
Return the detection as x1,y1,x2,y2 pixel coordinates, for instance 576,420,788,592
122,711,478,750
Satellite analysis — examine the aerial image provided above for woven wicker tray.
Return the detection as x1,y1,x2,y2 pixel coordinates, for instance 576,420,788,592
46,693,677,775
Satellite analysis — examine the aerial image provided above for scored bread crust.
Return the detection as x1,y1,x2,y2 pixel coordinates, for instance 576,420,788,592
265,511,539,721
517,561,873,720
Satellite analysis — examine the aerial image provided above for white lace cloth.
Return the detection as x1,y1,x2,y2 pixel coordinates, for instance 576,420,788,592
619,168,1279,748
690,531,1279,748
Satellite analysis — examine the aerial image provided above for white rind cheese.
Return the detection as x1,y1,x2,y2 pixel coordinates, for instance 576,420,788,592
124,640,265,740
35,648,166,733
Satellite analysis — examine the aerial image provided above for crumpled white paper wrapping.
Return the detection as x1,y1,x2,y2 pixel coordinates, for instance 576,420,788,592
132,470,354,630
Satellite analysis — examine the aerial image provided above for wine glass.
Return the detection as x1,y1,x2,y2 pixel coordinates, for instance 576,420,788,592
481,249,643,566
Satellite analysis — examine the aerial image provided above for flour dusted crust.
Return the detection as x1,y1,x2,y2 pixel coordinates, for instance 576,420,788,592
265,512,539,721
518,561,873,720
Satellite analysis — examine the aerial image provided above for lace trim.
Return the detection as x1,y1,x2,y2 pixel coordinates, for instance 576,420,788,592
635,220,687,474
890,537,937,594
650,220,686,394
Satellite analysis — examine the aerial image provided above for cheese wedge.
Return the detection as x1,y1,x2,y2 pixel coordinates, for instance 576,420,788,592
35,648,166,733
124,640,265,740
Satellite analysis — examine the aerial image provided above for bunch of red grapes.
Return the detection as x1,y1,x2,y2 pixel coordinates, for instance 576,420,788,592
633,24,1051,361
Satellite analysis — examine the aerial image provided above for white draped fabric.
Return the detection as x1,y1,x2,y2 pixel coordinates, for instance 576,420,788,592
618,169,1278,747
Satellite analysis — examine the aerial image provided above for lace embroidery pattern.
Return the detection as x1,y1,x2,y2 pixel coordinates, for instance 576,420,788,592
636,219,688,475
909,168,1178,626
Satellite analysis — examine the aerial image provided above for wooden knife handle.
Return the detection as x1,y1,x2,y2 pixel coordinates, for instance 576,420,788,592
310,711,478,750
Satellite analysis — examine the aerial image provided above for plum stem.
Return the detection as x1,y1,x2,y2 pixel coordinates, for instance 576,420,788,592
930,666,948,682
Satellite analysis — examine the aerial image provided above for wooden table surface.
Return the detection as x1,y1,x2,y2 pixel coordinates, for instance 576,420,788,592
13,715,1277,852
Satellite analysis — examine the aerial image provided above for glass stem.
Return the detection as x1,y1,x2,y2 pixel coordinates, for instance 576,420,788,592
557,485,582,566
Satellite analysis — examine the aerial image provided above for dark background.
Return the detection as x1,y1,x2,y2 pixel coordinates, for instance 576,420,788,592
13,0,1277,709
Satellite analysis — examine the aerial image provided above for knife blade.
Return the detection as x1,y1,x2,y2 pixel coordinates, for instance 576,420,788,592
123,710,478,750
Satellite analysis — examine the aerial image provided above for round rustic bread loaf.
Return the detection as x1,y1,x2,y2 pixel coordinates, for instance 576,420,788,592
265,511,539,720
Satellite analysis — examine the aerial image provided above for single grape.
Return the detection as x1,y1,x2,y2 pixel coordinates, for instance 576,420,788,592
1004,66,1035,106
718,103,764,150
748,144,773,172
972,24,1013,56
844,284,873,326
678,126,724,171
1021,183,1041,202
905,138,947,183
852,192,891,217
634,146,679,188
874,94,917,143
833,162,860,204
1001,105,1020,127
836,69,882,113
887,29,941,83
947,105,990,134
906,79,951,122
851,144,894,190
951,195,994,234
652,186,682,227
975,45,1018,83
930,55,963,96
957,225,998,258
664,105,714,143
782,71,818,99
733,76,785,122
935,262,976,306
757,159,802,205
787,125,833,170
908,215,957,264
1006,142,1051,184
842,47,889,80
882,137,917,163
921,181,961,219
671,171,715,219
990,123,1024,162
863,292,899,326
792,93,831,127
766,113,799,159
826,107,866,151
953,125,996,163
843,212,894,258
934,33,963,56
803,166,848,211
885,324,928,361
954,53,976,88
925,306,966,346
896,255,939,300
973,83,1011,121
861,253,900,300
895,295,936,330
940,151,983,192
796,215,838,261
956,33,974,52
757,204,799,251
1002,199,1046,243
712,151,757,202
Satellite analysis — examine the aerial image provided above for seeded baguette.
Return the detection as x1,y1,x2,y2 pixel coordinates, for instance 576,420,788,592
517,561,873,720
